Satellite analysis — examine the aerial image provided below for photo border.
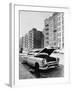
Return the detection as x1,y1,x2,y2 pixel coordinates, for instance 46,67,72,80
10,3,70,87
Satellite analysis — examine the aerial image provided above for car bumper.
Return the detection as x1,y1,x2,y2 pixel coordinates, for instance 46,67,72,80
39,63,59,70
47,62,59,69
39,65,48,70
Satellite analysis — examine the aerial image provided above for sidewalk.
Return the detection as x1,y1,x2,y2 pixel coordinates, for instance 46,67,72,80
19,62,35,79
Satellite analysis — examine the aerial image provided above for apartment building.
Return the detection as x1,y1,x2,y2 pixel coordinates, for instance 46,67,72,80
22,28,44,51
43,12,64,49
53,12,64,49
28,28,44,50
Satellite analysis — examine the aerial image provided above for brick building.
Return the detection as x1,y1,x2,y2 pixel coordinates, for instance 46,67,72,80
22,28,44,51
28,28,44,50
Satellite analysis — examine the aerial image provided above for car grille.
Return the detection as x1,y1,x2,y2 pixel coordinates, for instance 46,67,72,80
47,61,58,66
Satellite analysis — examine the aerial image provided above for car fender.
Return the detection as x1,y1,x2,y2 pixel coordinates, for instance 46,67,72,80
27,56,43,67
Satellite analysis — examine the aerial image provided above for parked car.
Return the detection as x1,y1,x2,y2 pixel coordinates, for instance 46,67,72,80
53,49,64,54
23,48,60,70
59,49,64,54
22,50,29,55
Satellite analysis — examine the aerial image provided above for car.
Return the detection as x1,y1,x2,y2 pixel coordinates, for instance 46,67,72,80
59,49,64,54
53,49,64,54
22,48,60,70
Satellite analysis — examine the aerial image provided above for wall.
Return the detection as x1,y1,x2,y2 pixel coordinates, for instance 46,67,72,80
0,0,72,89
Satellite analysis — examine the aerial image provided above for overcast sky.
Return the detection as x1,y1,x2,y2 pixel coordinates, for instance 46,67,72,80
20,11,53,37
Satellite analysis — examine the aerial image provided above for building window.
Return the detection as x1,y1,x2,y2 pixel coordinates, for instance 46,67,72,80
45,28,49,31
45,24,49,27
58,17,61,21
57,38,61,43
57,22,61,26
58,27,61,31
62,43,64,48
46,37,49,39
57,33,61,37
53,29,57,33
56,17,58,21
53,34,57,40
54,42,56,45
46,32,49,35
46,41,49,44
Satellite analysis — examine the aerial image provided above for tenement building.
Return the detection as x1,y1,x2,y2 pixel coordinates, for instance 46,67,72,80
53,12,64,49
28,28,44,50
43,12,64,49
22,28,44,51
22,33,29,51
43,18,50,48
19,37,23,52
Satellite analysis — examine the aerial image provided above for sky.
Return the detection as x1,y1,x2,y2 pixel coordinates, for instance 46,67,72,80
20,11,53,37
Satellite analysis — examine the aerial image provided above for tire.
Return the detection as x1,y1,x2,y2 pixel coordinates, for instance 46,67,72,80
55,64,59,68
35,62,39,72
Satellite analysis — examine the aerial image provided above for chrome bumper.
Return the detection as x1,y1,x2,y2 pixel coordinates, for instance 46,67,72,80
39,65,48,70
39,61,59,70
47,61,59,68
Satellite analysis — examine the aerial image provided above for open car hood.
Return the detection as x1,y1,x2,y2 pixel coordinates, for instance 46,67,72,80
40,48,55,56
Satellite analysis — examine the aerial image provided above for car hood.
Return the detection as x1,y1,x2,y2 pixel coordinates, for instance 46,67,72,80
40,48,55,56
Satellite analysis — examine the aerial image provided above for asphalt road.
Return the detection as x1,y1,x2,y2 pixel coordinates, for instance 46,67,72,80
19,54,64,79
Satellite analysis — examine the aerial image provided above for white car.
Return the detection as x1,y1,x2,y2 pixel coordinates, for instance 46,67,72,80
22,48,59,70
53,49,64,54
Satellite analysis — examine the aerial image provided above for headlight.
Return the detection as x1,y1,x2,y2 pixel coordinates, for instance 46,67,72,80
42,59,46,65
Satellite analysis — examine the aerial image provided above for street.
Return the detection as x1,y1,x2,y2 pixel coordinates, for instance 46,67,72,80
19,53,64,79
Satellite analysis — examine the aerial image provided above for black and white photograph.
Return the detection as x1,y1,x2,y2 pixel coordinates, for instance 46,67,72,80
19,10,64,79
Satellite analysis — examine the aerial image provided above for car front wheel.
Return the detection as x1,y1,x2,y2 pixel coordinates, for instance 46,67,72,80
35,62,39,72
